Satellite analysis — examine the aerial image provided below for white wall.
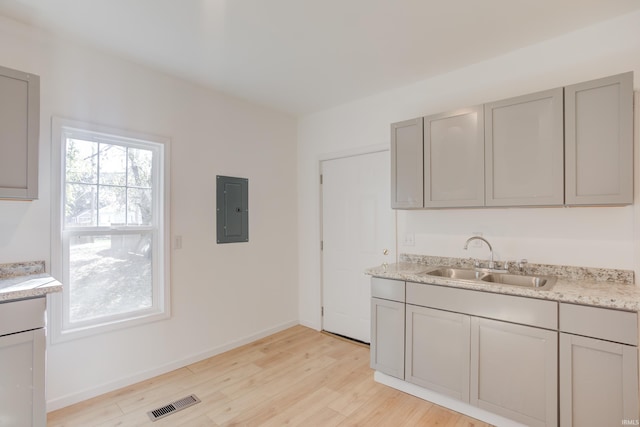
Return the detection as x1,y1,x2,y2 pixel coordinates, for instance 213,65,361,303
0,17,299,409
298,10,640,329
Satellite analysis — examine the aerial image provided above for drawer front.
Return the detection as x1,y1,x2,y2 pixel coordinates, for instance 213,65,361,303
560,302,638,345
407,282,557,330
371,277,405,302
0,297,45,337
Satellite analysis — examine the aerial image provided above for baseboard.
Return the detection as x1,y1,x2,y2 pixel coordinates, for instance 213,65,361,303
46,319,299,412
374,372,527,427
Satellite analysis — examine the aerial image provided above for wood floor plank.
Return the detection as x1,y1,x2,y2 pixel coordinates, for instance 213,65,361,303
178,415,220,427
48,326,493,427
46,403,123,427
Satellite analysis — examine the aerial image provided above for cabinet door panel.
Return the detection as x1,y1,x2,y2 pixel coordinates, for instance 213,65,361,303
0,65,39,200
370,297,405,378
565,72,633,205
424,107,484,207
560,333,639,427
406,304,470,402
0,329,45,427
471,317,557,427
485,88,563,206
391,118,423,208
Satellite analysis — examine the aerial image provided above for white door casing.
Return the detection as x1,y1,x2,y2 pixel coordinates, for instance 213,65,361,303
321,149,396,343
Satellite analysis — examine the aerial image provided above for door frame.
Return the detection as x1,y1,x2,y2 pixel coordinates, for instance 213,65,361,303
318,143,397,335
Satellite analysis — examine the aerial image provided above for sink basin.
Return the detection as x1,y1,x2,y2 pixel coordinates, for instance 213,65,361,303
424,268,486,281
481,273,556,289
422,267,556,290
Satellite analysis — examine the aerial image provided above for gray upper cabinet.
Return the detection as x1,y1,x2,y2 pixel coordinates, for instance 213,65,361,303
424,106,484,207
564,72,633,206
391,118,423,208
485,88,564,207
391,72,634,209
0,65,39,200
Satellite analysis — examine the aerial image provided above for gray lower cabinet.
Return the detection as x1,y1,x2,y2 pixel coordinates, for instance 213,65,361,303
423,106,484,207
564,72,634,206
391,118,423,208
0,64,40,200
0,297,46,427
405,304,470,402
559,302,639,426
404,281,558,426
471,317,558,427
372,279,640,426
370,277,406,379
560,334,638,427
484,88,564,207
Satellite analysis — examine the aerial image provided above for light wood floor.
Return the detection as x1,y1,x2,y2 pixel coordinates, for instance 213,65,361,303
48,325,493,426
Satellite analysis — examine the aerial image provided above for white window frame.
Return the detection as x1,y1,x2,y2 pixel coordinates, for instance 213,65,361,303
50,117,171,343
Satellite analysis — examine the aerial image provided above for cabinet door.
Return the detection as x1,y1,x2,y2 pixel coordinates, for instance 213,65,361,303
0,65,39,200
560,333,639,427
405,304,471,402
391,118,423,208
485,88,564,206
471,317,558,427
564,72,633,205
370,297,405,379
424,106,484,207
0,329,46,427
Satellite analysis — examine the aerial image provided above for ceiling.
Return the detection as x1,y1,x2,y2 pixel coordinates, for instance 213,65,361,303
0,0,639,116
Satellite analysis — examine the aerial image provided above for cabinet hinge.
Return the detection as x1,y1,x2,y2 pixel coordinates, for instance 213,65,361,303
321,306,324,316
320,240,323,251
320,174,323,185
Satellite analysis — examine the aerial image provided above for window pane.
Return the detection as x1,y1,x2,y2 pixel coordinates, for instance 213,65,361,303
127,148,153,188
128,188,153,226
98,186,126,226
66,138,97,184
68,233,152,323
99,143,127,186
65,183,97,227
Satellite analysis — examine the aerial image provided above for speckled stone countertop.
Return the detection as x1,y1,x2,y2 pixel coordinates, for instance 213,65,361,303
0,261,63,302
366,255,640,312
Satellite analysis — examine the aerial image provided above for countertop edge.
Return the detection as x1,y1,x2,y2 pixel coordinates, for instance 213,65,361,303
366,265,640,312
0,276,63,302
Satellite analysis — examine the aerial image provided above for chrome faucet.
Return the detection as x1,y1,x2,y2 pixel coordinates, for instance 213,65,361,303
463,236,495,269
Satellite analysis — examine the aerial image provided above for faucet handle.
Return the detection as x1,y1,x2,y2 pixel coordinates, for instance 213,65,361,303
518,259,528,271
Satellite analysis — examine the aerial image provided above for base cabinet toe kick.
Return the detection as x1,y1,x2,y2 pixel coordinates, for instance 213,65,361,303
370,277,640,427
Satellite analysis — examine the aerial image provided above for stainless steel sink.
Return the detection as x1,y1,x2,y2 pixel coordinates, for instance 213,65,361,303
424,268,486,281
422,266,556,290
481,273,556,289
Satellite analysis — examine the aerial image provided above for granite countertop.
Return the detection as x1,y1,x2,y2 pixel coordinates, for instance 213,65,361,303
366,257,640,312
0,261,63,302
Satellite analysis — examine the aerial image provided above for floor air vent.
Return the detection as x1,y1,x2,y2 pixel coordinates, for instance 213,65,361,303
147,394,201,421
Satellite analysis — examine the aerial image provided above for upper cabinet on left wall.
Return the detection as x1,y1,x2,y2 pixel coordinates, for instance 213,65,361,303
391,72,635,210
0,64,40,201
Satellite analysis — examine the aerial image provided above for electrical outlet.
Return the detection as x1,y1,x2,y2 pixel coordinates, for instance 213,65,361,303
404,233,415,246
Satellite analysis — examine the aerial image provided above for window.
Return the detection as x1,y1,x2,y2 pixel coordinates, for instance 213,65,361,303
51,118,170,342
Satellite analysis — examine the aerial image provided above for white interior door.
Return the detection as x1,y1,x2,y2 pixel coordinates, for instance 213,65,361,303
321,150,396,343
